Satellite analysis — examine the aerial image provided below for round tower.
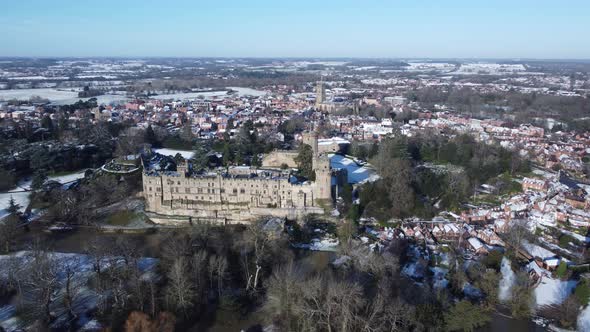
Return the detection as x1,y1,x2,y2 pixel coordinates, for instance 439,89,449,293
302,131,319,159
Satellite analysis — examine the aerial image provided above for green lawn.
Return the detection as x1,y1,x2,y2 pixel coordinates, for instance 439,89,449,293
105,210,140,226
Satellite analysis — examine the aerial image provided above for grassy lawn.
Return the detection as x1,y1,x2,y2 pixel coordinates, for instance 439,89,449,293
105,210,141,226
48,169,85,177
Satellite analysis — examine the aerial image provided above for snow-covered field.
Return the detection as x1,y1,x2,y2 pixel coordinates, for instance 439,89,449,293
149,90,229,100
148,87,267,101
227,87,268,97
0,88,80,102
52,94,131,106
154,148,195,160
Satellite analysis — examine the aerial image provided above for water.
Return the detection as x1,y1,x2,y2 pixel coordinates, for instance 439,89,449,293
480,309,547,332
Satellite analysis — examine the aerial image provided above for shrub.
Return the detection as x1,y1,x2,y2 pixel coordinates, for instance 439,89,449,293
482,250,503,271
575,279,590,306
556,261,568,279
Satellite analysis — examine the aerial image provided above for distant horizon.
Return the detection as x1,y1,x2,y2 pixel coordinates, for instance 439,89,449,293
2,56,590,62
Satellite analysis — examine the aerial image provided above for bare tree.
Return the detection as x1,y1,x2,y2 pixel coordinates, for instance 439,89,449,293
165,257,195,316
18,251,59,326
237,221,273,292
506,219,531,253
85,237,110,275
60,255,82,324
209,254,228,298
190,250,208,304
360,295,415,332
263,262,304,331
115,127,146,158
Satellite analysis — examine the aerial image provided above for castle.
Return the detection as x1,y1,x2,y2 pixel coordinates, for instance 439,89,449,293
142,132,333,224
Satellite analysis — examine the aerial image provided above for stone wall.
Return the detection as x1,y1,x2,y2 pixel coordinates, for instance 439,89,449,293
261,150,298,168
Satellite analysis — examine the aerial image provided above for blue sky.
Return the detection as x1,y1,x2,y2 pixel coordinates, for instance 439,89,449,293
1,0,589,58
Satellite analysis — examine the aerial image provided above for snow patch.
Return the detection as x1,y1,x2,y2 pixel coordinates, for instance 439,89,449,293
154,148,195,160
499,257,515,301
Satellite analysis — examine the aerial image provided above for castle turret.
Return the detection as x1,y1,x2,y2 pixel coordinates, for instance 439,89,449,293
302,131,319,159
314,154,332,201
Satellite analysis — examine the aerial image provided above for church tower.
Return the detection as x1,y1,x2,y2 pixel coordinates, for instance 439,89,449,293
315,81,325,108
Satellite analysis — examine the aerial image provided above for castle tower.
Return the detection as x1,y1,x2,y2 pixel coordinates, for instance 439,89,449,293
315,81,325,108
314,154,332,201
302,131,319,159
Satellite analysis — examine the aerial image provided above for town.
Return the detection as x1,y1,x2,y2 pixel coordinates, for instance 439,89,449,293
1,56,590,332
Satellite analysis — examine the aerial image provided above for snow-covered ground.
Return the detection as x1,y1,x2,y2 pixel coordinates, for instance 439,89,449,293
0,88,80,102
0,251,157,331
292,237,339,252
531,268,577,308
329,154,378,184
227,87,268,97
402,261,426,280
431,266,449,289
153,148,195,160
463,282,483,299
0,192,30,219
51,94,130,106
522,240,556,259
149,90,229,100
13,170,88,192
0,170,88,219
499,257,515,301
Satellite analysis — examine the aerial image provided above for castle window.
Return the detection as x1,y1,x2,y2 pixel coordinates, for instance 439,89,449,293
197,188,202,194
240,189,245,194
185,188,190,194
233,189,238,194
149,187,152,191
220,189,225,193
177,181,180,185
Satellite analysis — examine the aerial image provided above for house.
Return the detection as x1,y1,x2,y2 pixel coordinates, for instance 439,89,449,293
522,177,548,192
467,237,488,255
461,209,492,224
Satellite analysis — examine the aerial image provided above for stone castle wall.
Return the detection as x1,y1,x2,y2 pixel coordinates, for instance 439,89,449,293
143,132,332,224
